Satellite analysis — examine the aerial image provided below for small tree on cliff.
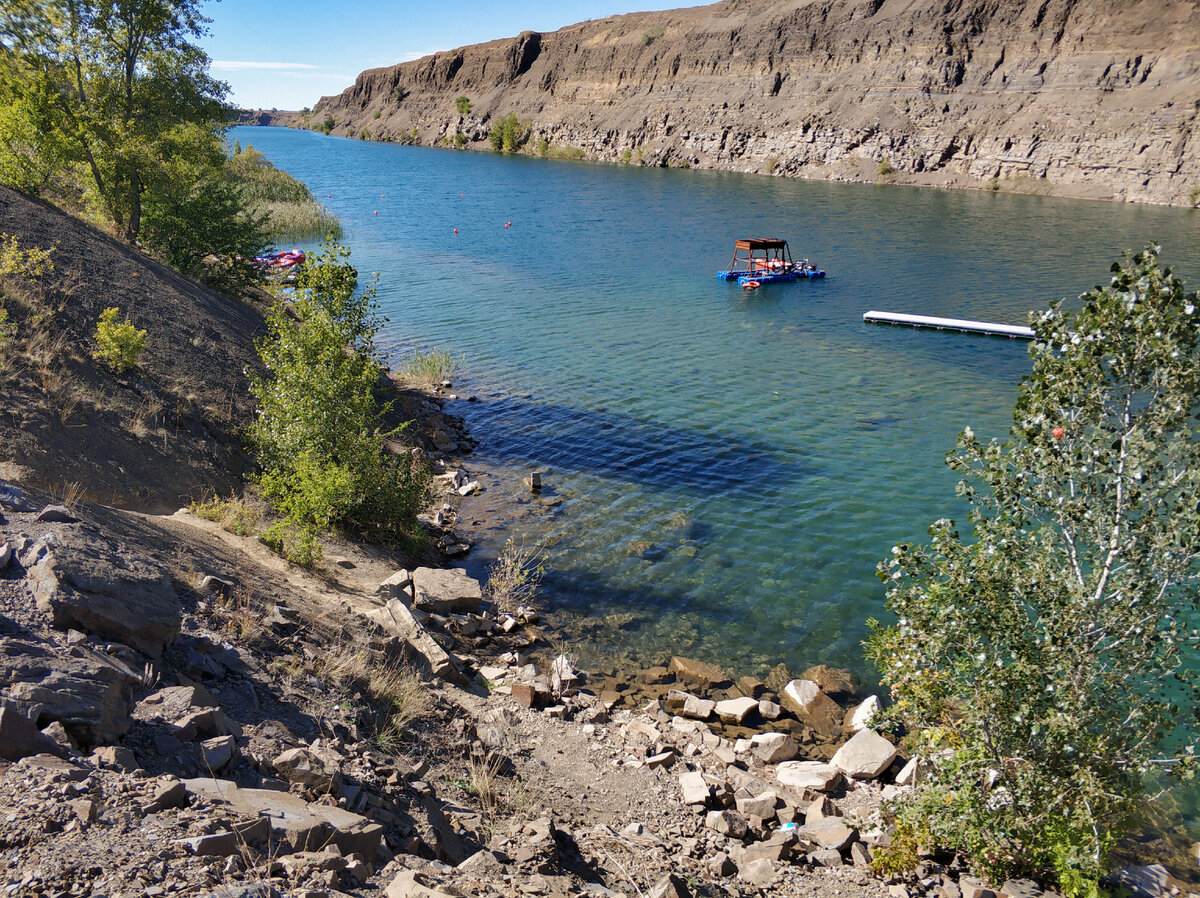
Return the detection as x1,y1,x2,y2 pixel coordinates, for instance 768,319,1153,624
868,245,1200,896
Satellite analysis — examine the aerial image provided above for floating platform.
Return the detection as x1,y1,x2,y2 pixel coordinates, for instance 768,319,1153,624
863,311,1034,339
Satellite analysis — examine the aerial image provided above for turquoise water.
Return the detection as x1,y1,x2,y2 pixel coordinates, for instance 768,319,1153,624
232,126,1200,681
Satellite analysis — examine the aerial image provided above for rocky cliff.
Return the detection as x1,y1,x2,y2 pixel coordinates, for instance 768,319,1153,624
299,0,1200,206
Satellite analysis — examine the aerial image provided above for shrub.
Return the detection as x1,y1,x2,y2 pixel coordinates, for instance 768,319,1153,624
455,95,471,115
878,158,894,175
249,241,431,565
92,307,147,373
642,25,665,46
373,110,381,120
0,233,54,279
321,116,335,134
224,146,342,241
488,113,530,154
484,539,545,617
867,245,1200,895
621,148,633,165
454,132,467,149
189,495,260,536
0,306,15,349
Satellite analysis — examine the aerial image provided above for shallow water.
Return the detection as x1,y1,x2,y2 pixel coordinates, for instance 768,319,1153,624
232,126,1200,683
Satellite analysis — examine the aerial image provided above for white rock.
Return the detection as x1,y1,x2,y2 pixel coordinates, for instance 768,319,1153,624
682,695,715,720
714,696,758,724
750,732,798,764
678,770,710,805
831,729,897,780
775,760,841,792
848,695,882,732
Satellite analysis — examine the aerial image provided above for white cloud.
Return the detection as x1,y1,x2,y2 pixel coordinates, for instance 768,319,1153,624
212,60,321,71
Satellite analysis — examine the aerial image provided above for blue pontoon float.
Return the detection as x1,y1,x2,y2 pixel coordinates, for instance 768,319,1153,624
717,238,824,289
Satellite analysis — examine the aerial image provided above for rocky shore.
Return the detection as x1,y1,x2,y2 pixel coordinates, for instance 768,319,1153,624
0,187,1192,898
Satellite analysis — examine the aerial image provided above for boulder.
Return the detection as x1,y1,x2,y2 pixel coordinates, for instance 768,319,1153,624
650,873,693,898
92,745,138,772
200,735,237,771
682,695,715,720
776,760,842,792
846,695,882,732
34,504,79,523
705,809,749,840
0,704,67,761
385,870,459,898
740,857,777,886
0,541,12,570
273,747,339,793
679,770,710,806
410,566,482,614
183,777,383,862
800,664,858,698
0,480,34,511
377,570,413,604
715,696,758,725
735,791,778,820
669,656,731,686
751,731,799,764
781,679,844,737
135,684,218,721
364,598,466,684
800,815,856,851
831,729,897,780
1,637,138,746
1116,865,1170,898
24,527,180,657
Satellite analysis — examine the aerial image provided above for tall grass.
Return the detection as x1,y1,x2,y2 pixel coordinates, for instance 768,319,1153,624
225,146,343,242
397,348,459,388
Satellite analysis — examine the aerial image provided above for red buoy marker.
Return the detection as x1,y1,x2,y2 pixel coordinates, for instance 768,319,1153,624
453,228,458,234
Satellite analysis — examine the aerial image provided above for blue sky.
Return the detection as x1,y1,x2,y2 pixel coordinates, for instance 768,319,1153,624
200,0,687,111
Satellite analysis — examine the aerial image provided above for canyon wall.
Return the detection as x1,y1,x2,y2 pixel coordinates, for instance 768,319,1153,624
298,0,1200,205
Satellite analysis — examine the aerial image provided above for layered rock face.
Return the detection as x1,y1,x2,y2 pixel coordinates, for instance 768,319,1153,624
304,0,1200,205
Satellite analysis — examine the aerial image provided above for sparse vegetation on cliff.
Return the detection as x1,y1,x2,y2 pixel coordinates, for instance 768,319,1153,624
92,307,147,374
455,95,472,114
489,112,531,154
868,246,1200,895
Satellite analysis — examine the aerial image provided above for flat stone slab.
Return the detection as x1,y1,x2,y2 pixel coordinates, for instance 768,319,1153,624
24,527,180,657
800,815,856,851
776,760,841,792
411,567,482,614
669,656,731,686
715,696,758,724
183,777,383,862
364,598,466,685
678,770,710,806
831,728,897,780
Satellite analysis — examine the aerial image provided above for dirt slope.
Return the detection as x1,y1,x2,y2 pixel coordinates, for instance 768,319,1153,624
0,185,266,511
293,0,1200,206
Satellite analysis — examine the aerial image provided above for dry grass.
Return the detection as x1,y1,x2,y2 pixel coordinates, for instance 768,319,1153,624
457,754,527,838
189,494,261,537
53,480,84,508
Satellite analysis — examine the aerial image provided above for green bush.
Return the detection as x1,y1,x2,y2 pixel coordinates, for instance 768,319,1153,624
878,158,894,175
488,112,530,154
249,241,431,565
455,96,471,115
373,110,381,120
0,306,15,349
92,307,147,373
642,25,665,46
321,116,335,134
868,245,1200,895
454,132,467,149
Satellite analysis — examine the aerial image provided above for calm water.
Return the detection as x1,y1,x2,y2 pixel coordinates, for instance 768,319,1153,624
232,126,1200,682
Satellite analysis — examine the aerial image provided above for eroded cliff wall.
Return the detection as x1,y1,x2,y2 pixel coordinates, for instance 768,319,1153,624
301,0,1200,205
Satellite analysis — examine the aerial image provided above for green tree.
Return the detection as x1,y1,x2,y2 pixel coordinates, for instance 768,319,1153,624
139,124,268,291
454,95,470,115
868,246,1200,894
249,242,430,564
0,0,229,241
488,112,529,154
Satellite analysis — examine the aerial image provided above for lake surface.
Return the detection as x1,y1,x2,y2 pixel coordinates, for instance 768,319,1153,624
232,126,1200,682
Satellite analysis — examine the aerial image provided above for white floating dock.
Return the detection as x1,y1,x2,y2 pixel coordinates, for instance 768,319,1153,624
863,310,1034,339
